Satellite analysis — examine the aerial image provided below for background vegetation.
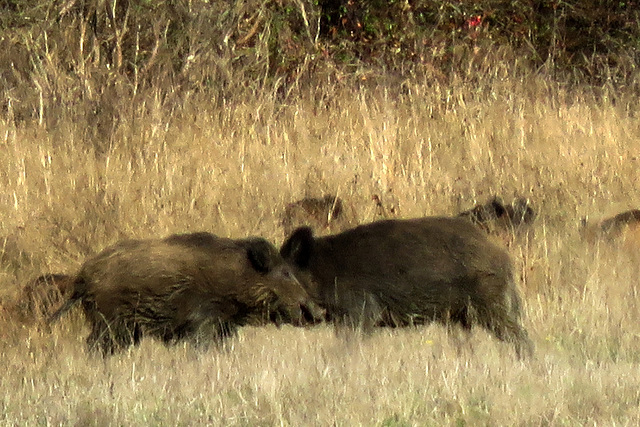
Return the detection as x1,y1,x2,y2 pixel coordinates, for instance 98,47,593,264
1,0,640,424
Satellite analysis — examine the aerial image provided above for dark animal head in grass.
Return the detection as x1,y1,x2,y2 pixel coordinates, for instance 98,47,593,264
281,195,356,238
459,196,536,234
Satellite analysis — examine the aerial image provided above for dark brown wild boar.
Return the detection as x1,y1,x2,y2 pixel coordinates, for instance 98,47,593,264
281,217,534,358
49,232,324,355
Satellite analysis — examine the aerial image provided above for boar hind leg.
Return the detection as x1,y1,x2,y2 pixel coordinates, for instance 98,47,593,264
474,278,534,359
477,305,533,359
490,316,534,359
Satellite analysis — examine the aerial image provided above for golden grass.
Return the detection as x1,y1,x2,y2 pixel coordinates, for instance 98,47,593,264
1,68,640,425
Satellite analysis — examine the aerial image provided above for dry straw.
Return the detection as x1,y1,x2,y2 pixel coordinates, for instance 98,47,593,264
1,63,640,424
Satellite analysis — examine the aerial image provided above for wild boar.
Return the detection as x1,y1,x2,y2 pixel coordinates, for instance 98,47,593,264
581,209,640,250
49,232,324,355
281,195,356,237
459,196,536,234
281,217,534,358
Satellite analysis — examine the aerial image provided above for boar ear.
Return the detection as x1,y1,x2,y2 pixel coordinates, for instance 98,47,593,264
280,227,314,268
490,197,507,218
245,238,277,273
513,197,535,223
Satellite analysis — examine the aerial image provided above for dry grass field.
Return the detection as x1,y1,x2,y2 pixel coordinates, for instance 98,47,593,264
1,63,640,425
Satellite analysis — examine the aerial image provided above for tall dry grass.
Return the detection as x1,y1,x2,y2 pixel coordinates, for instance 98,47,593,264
1,62,640,424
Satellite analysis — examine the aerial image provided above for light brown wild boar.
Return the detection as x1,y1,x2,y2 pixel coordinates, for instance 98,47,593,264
581,209,640,249
281,195,356,238
49,232,325,355
281,217,534,358
459,196,536,234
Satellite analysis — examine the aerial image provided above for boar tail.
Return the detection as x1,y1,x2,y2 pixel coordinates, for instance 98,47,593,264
47,277,85,325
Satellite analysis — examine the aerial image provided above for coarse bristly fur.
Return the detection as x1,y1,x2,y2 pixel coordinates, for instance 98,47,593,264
49,232,325,355
281,217,534,359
